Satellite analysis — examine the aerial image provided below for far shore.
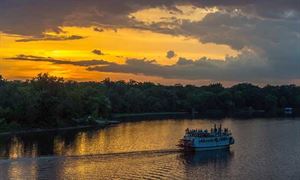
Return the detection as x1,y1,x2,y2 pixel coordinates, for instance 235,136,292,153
0,112,190,136
0,121,120,136
0,111,297,136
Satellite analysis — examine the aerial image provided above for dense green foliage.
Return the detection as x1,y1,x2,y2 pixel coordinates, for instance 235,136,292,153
1,73,300,128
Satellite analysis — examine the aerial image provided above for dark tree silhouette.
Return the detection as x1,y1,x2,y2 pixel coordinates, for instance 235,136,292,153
0,73,299,130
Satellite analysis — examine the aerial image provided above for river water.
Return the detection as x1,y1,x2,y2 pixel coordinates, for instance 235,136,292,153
1,118,300,179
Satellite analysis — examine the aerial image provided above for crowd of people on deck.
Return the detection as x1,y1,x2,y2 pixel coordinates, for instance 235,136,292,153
185,124,230,137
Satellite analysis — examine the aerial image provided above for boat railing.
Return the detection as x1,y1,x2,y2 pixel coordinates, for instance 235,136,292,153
185,128,232,137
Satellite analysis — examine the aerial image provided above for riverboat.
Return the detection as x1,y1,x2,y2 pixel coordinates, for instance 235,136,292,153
178,124,234,151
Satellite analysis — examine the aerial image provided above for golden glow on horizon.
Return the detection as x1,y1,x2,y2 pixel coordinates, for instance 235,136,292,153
0,23,237,83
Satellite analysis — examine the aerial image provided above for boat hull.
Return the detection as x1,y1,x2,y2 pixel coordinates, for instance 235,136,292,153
180,144,231,151
192,145,231,151
178,139,234,151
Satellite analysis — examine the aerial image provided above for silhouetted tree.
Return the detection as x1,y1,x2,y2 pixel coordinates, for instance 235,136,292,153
1,73,300,129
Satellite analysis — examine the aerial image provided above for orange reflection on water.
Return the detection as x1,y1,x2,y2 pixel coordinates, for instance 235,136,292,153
1,119,236,179
8,136,37,159
52,120,216,157
5,137,38,180
7,160,37,180
3,119,227,159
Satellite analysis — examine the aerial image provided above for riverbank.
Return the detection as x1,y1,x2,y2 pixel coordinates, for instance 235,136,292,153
0,120,120,136
0,110,297,136
112,110,298,121
0,112,192,135
113,112,189,118
112,112,191,121
0,112,189,135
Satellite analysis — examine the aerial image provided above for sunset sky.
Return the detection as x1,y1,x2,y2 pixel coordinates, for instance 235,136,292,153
0,0,299,85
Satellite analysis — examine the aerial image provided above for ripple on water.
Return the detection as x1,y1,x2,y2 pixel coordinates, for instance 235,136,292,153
2,118,300,179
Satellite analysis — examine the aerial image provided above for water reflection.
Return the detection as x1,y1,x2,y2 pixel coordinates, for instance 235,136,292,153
2,118,300,179
0,149,234,179
0,120,214,159
180,149,233,166
0,130,81,159
179,149,234,179
0,159,38,179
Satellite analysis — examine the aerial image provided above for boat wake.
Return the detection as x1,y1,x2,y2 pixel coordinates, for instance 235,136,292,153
0,148,182,163
62,148,182,159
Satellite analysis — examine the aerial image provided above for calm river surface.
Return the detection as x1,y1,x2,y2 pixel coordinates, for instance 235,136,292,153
1,118,300,179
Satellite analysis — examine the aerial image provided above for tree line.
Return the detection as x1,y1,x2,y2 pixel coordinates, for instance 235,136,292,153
1,73,300,129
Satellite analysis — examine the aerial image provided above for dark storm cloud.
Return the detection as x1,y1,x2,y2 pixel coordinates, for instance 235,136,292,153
0,0,181,36
7,54,113,66
166,50,176,59
86,49,300,83
16,35,85,42
140,10,300,81
87,52,276,82
1,0,300,83
179,12,300,74
1,0,299,36
175,12,300,52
